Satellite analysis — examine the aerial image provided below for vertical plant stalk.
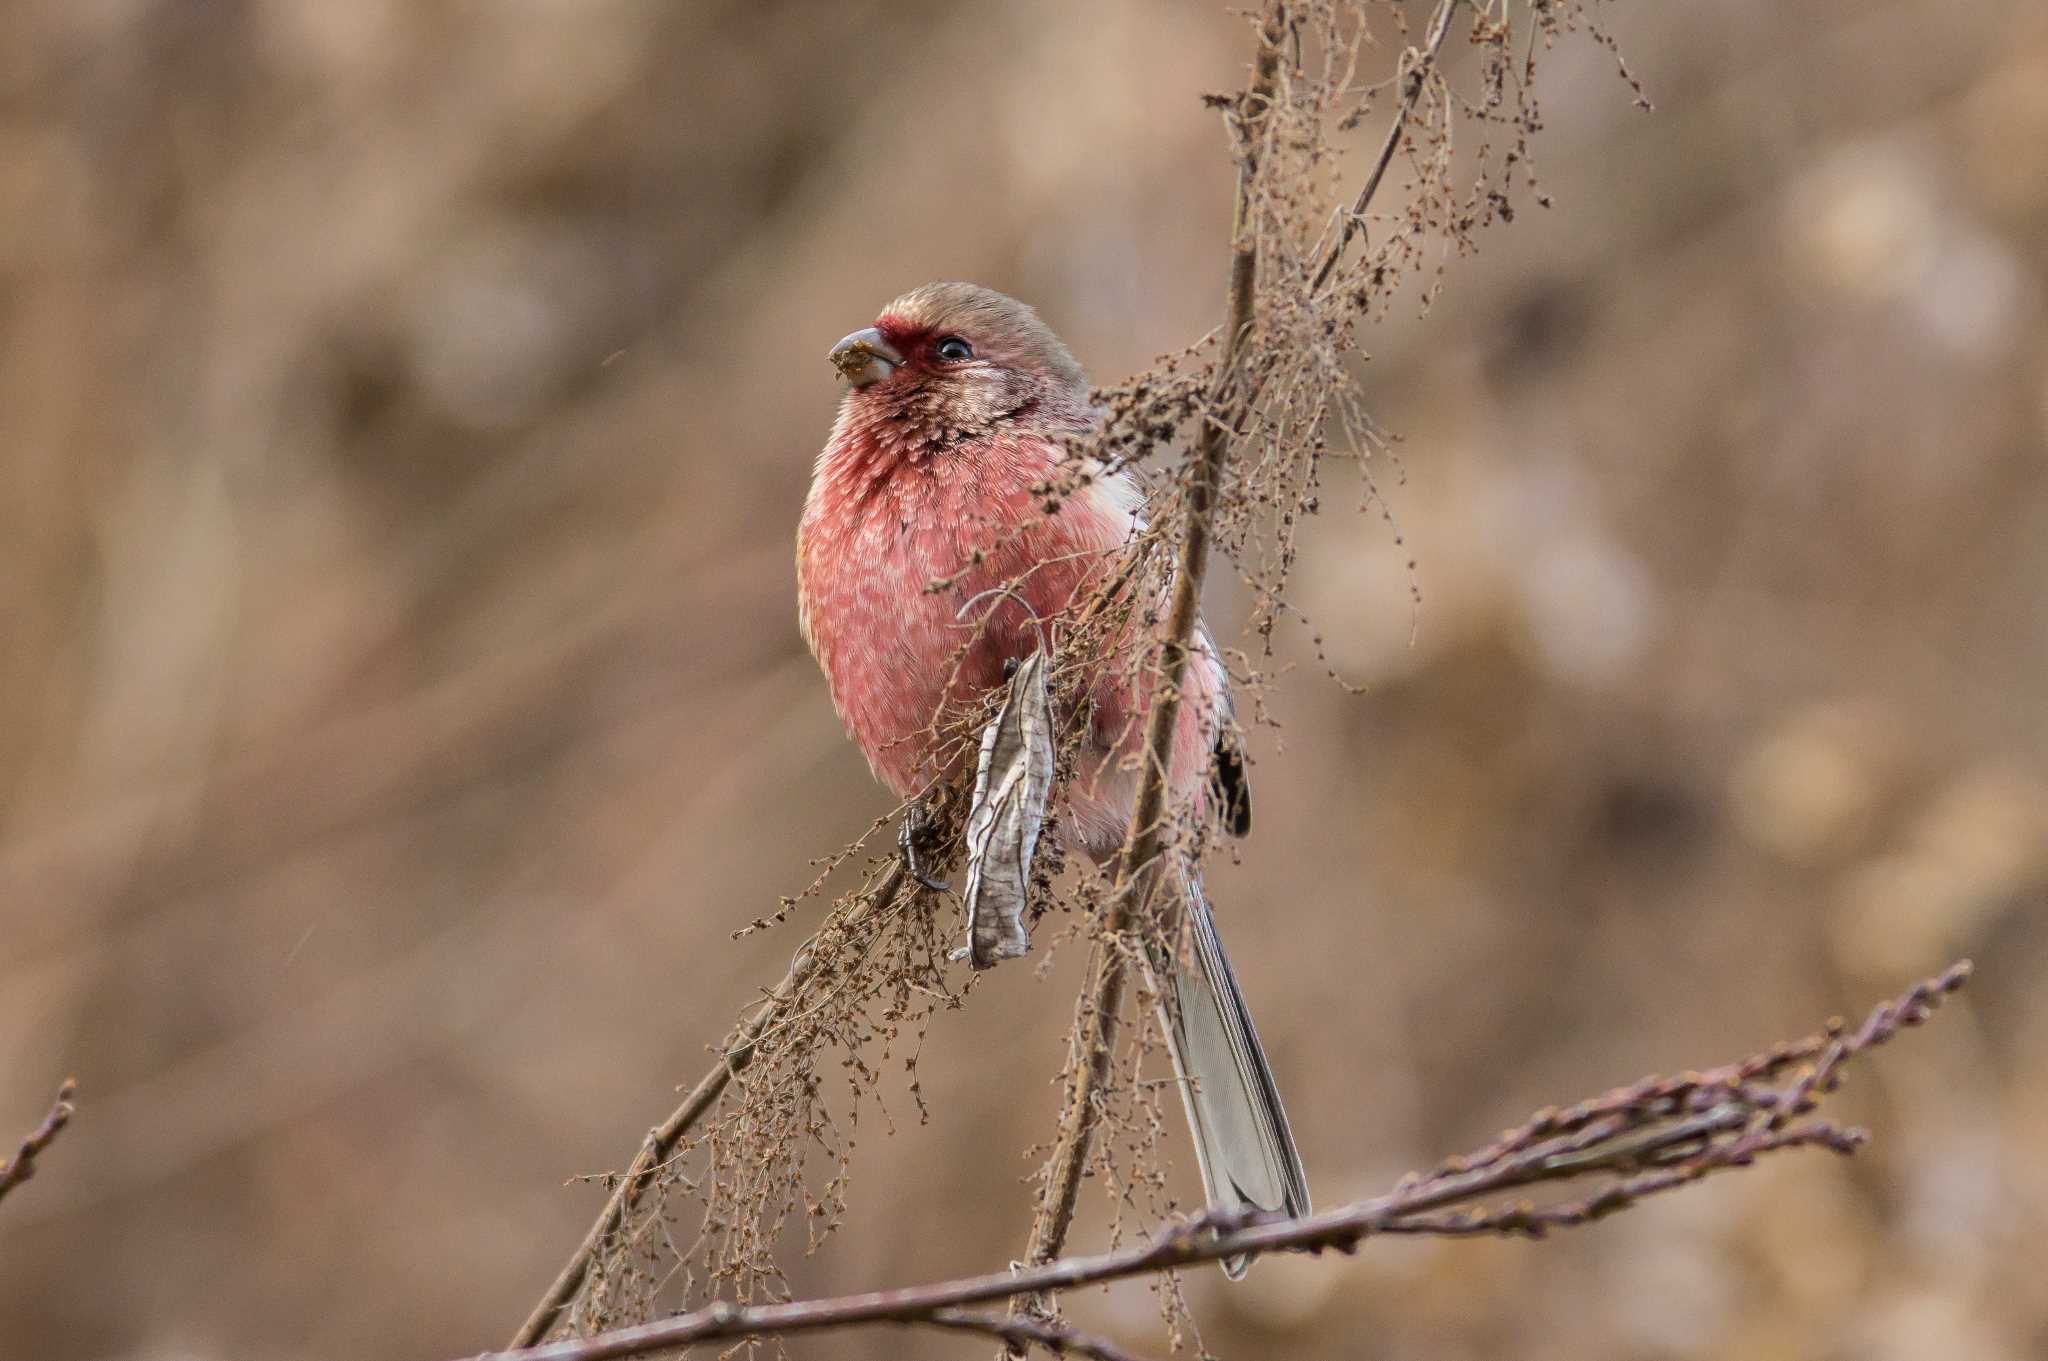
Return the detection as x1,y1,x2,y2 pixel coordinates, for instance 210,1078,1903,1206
508,862,910,1350
1010,0,1290,1322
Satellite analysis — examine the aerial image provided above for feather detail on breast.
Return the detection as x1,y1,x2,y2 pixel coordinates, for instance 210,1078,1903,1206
797,414,1133,800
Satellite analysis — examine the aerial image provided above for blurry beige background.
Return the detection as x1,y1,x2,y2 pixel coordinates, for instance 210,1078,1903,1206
3,2,2046,1359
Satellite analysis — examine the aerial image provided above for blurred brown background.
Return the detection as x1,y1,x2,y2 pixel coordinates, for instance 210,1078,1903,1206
3,2,2046,1359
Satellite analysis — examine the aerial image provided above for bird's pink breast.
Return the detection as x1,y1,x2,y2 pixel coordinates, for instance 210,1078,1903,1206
800,426,1118,792
798,417,1226,857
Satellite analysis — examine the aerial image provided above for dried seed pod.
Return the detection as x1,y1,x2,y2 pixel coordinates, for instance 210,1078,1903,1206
956,649,1055,969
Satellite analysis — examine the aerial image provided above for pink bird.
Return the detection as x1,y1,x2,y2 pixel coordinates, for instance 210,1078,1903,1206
797,282,1308,1273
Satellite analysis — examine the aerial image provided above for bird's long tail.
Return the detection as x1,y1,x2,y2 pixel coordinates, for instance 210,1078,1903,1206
1156,859,1311,1278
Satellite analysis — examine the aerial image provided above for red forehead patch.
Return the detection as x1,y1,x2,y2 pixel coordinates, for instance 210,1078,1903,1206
874,313,934,352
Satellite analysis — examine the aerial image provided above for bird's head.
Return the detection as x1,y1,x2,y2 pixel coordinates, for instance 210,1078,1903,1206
828,283,1089,448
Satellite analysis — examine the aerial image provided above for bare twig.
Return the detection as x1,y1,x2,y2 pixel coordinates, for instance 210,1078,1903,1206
1011,1,1291,1312
507,862,911,1349
462,962,1969,1361
0,1078,77,1207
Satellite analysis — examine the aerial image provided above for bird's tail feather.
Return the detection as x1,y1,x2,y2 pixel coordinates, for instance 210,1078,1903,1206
1157,859,1310,1278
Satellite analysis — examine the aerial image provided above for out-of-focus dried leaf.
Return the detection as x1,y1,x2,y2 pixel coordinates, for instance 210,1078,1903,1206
954,651,1054,969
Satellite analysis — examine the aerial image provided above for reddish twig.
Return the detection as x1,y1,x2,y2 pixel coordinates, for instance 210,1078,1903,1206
461,962,1969,1361
0,1078,78,1207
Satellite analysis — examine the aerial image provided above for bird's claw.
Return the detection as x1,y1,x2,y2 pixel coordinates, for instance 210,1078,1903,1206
898,807,951,893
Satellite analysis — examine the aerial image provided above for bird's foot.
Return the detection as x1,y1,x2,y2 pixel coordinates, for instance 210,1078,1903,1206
898,802,952,893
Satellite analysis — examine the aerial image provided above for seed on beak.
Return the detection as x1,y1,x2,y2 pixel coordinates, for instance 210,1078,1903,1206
829,327,904,388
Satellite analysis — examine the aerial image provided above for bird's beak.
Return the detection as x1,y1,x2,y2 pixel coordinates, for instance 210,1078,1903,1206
829,327,903,388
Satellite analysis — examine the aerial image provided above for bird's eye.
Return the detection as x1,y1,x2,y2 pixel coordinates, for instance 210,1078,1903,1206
935,336,974,363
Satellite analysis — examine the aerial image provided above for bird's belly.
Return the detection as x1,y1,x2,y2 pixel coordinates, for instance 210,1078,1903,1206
802,512,1016,797
801,474,1129,802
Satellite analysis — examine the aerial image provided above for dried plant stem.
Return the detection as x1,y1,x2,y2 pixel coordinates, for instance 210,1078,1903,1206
1310,0,1462,295
0,1078,77,1207
1010,1,1289,1316
507,862,910,1349
464,961,1969,1361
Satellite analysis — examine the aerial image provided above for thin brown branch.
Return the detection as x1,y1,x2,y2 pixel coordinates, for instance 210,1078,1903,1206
0,1078,77,1207
506,861,911,1349
1010,0,1291,1317
1310,0,1462,296
462,962,1970,1361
